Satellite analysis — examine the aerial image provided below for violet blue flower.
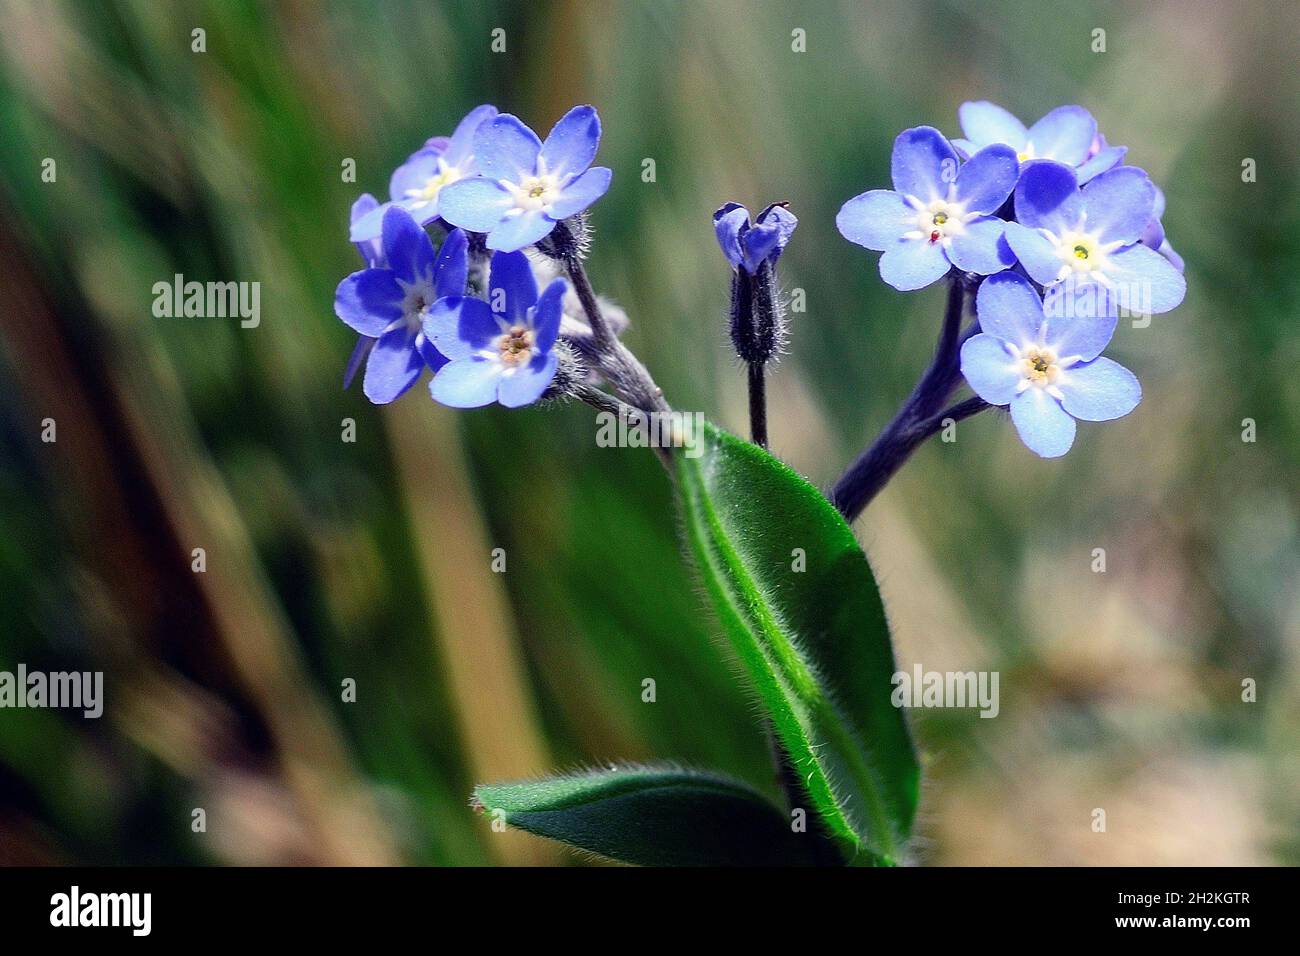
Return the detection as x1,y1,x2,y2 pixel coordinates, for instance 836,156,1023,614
425,250,566,408
961,272,1140,458
714,202,798,274
437,106,612,252
837,127,1019,291
1003,161,1186,315
349,105,499,243
334,206,468,404
953,101,1125,184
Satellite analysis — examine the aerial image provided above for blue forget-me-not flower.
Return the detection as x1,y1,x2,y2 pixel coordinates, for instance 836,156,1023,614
952,101,1125,184
425,250,566,408
335,206,468,404
837,127,1020,291
960,272,1141,458
437,106,612,253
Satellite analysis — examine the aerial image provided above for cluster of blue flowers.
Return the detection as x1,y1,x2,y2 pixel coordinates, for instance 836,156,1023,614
336,104,611,406
333,98,1186,466
837,102,1185,457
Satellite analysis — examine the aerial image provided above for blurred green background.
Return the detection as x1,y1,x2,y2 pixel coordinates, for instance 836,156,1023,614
0,0,1296,865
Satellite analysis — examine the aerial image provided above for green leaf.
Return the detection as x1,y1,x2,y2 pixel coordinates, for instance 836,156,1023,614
675,422,919,864
473,765,820,866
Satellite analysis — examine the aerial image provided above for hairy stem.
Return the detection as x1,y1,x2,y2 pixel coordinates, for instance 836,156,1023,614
747,362,768,448
552,222,670,414
829,276,985,521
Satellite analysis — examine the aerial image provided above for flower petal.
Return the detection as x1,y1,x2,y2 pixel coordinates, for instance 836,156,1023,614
837,190,911,251
434,229,468,299
487,250,538,323
1014,160,1083,234
974,271,1043,346
486,210,555,252
958,101,1028,152
1010,388,1076,458
389,147,445,204
424,296,497,360
955,144,1019,213
381,205,436,283
1041,283,1117,358
891,126,959,202
1003,221,1065,286
548,166,612,219
443,104,499,168
363,328,423,404
335,268,402,336
960,333,1023,406
343,335,375,389
437,178,513,233
741,223,781,272
531,278,567,353
714,202,749,267
498,352,559,408
1076,144,1126,184
474,114,542,181
350,193,385,260
1026,106,1096,166
1082,167,1155,245
1105,242,1187,314
539,105,601,179
756,203,798,261
1057,357,1141,422
878,237,951,291
430,358,502,408
946,216,1015,275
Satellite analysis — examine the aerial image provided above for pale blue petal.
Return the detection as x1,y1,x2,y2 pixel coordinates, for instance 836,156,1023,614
1003,221,1065,285
1010,389,1076,458
437,178,513,233
1105,242,1187,314
498,352,559,408
891,126,959,202
960,333,1022,406
1026,106,1096,166
837,190,911,251
474,114,542,181
389,148,445,204
950,138,976,160
878,236,951,291
955,144,1019,213
946,216,1014,275
363,328,423,404
549,166,611,219
444,104,499,168
974,271,1043,346
1042,307,1117,362
430,358,503,408
1082,167,1155,245
1076,145,1126,184
486,210,555,252
1057,357,1141,422
539,105,601,179
958,101,1028,151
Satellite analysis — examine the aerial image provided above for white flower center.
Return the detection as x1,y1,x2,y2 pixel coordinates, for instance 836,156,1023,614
390,276,435,336
1005,337,1082,401
1034,219,1126,285
903,189,974,246
405,158,462,207
502,158,563,215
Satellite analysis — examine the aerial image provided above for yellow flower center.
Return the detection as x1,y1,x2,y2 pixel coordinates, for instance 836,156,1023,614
1022,345,1059,386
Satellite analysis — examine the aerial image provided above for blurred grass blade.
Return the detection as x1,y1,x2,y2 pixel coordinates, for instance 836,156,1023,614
676,422,919,864
473,765,819,866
